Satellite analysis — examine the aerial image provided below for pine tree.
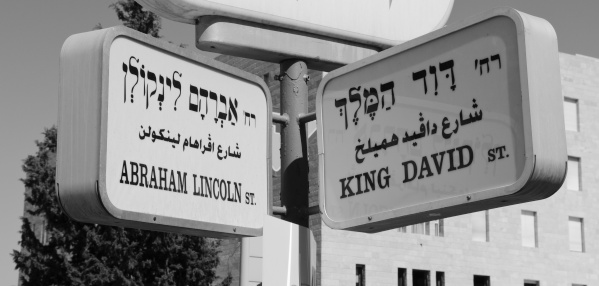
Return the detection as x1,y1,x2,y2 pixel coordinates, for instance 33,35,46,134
13,2,231,284
110,0,161,38
13,127,226,285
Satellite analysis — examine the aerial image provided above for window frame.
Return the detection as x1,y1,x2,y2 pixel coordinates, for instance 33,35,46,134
563,97,579,132
521,210,538,248
568,216,585,252
356,264,365,286
566,156,581,191
473,274,491,286
472,210,490,242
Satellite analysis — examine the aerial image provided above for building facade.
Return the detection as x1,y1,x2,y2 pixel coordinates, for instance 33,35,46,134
214,52,599,286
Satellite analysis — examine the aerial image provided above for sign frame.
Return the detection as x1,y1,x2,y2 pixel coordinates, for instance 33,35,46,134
316,8,567,233
58,26,272,238
136,0,454,48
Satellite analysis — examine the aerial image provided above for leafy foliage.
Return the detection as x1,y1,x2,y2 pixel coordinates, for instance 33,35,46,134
110,0,161,38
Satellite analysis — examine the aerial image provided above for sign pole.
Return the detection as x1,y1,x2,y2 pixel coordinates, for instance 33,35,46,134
239,59,311,286
279,59,310,228
269,59,311,285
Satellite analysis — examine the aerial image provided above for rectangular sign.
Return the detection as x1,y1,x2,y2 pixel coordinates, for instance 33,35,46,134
316,8,566,233
137,0,453,46
58,27,271,237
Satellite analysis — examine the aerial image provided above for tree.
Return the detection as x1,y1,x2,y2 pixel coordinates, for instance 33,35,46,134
110,0,161,38
13,2,230,284
13,127,226,285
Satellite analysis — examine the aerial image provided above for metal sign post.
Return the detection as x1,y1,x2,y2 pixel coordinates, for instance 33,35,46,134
241,60,313,286
279,59,310,228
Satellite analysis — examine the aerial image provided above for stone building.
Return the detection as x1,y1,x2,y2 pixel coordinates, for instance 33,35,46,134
213,52,599,286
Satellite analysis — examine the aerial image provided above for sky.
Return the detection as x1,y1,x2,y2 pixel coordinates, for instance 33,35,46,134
1,0,598,285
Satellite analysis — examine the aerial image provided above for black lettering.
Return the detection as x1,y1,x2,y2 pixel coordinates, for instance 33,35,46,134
226,181,234,202
402,160,417,183
169,170,177,191
354,174,364,195
177,171,187,194
378,167,390,189
456,145,474,169
488,149,496,162
497,146,507,159
149,166,158,189
130,161,139,186
235,183,242,203
199,176,205,196
446,148,457,171
213,178,220,200
245,192,250,204
158,167,167,190
139,163,148,187
339,176,355,199
193,174,200,196
204,176,213,198
120,160,129,184
431,151,446,174
418,157,433,179
363,170,376,193
220,180,227,201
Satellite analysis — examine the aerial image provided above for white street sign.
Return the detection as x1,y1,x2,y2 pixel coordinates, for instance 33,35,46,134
316,8,567,233
58,27,271,237
136,0,454,46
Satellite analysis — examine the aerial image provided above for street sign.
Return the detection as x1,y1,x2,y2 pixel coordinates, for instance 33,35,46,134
57,26,271,237
316,8,567,233
136,0,454,46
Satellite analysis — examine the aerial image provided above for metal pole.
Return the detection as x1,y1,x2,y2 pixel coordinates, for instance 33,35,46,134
279,59,312,286
241,59,311,286
279,59,309,227
239,237,251,286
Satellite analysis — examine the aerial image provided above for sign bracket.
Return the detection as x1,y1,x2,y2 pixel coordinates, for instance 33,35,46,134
272,112,289,126
196,16,381,72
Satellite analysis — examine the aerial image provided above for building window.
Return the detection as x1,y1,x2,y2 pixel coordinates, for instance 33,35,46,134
472,211,489,242
412,223,428,235
434,220,444,237
567,157,581,191
356,264,365,286
473,275,490,286
413,269,430,286
436,271,445,286
398,226,407,233
564,97,579,131
521,211,538,248
569,217,584,252
524,280,539,286
398,268,407,286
